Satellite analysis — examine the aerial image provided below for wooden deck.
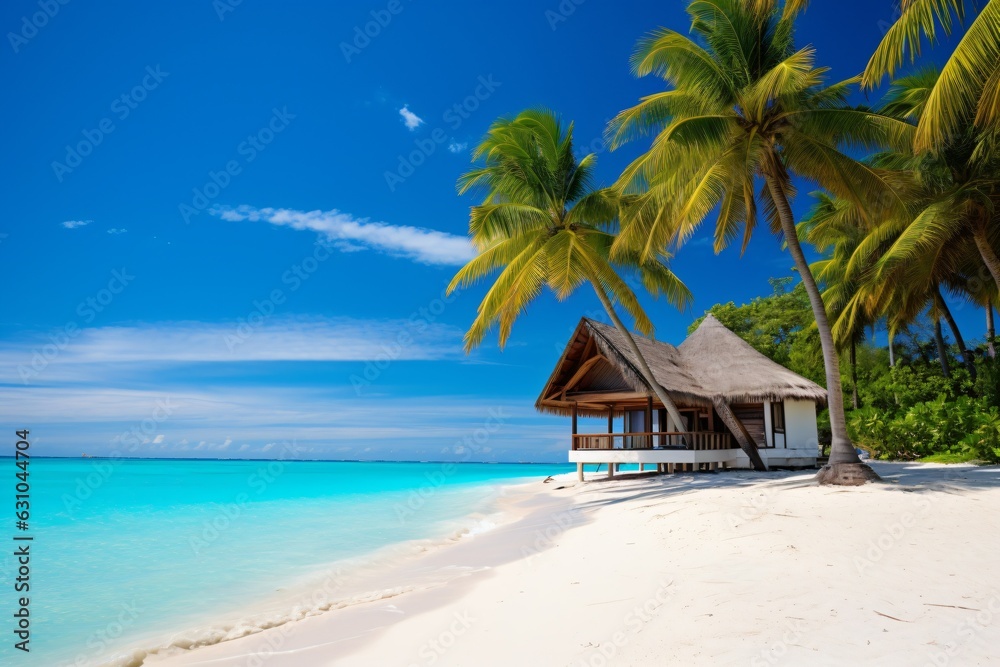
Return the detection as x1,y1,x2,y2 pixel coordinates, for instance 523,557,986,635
572,431,734,451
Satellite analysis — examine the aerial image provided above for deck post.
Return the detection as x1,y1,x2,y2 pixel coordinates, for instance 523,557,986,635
645,395,653,449
607,405,613,450
577,462,584,482
607,462,615,479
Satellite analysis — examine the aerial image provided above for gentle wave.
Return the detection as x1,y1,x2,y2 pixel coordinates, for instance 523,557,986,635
85,511,508,666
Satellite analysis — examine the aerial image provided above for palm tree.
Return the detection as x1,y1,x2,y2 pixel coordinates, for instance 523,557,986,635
862,0,1000,152
857,69,1000,298
801,192,878,409
805,184,982,383
606,0,913,481
448,109,693,431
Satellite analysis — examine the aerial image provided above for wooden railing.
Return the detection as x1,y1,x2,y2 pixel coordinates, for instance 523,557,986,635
572,432,733,451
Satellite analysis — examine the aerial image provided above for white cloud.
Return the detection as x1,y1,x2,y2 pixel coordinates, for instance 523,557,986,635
107,228,127,235
448,141,468,154
62,220,91,229
0,381,567,461
399,105,424,130
0,317,463,371
213,205,474,266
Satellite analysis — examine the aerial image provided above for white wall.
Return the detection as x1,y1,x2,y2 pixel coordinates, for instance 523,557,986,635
784,399,820,453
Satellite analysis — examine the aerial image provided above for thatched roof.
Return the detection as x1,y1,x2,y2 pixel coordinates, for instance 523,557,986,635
536,315,827,416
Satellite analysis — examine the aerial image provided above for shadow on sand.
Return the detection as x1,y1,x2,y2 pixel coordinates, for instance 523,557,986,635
571,461,1000,512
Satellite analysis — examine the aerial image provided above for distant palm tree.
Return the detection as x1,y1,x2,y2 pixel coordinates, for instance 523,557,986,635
858,69,1000,297
448,109,693,431
804,191,978,382
810,70,1000,381
606,0,913,479
863,0,1000,152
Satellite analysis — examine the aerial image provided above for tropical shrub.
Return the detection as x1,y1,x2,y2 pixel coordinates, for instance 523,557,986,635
859,363,968,412
849,396,1000,463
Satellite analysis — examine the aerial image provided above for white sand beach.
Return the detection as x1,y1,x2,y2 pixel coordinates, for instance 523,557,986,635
149,462,1000,667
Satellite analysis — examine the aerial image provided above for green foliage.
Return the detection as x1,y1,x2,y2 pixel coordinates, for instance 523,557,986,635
689,277,825,383
695,270,999,463
975,353,1000,409
849,396,1000,463
858,363,967,412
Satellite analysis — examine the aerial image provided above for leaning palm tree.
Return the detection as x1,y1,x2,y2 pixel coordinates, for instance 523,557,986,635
606,0,914,482
862,0,1000,152
448,109,693,431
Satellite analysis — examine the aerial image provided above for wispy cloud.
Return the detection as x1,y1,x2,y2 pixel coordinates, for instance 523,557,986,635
399,105,424,130
0,317,463,374
107,228,127,235
213,205,474,266
448,141,468,154
62,220,91,229
0,383,565,460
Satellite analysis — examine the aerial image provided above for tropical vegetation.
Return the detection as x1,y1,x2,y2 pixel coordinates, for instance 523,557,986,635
452,0,1000,481
446,109,693,431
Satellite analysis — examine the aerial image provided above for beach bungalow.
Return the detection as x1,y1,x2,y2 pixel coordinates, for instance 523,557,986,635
537,315,826,480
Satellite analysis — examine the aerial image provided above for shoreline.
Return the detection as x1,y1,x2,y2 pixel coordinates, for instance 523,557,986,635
147,462,1000,666
115,475,577,667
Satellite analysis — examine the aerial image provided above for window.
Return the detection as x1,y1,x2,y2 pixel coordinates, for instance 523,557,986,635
771,401,785,434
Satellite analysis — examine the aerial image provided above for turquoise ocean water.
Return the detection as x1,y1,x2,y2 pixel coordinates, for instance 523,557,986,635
1,458,571,666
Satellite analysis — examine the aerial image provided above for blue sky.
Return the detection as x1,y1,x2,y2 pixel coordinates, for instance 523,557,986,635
0,0,976,462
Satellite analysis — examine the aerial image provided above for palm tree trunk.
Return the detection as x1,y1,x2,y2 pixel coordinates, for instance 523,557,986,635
764,174,861,469
935,286,976,380
850,338,859,410
590,283,688,436
973,220,1000,295
934,317,951,378
888,335,896,367
988,303,996,358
